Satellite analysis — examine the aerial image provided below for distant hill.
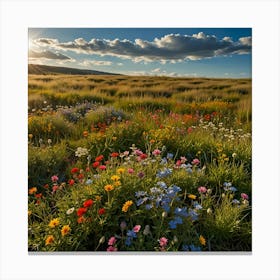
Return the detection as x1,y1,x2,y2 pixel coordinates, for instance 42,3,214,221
28,64,120,75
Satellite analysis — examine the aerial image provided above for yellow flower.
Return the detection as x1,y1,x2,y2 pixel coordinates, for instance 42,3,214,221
45,235,55,245
28,210,32,216
188,194,197,200
111,175,120,182
49,218,60,228
117,168,125,174
28,187,37,195
199,235,206,246
112,137,117,141
122,200,133,212
114,181,121,187
104,184,114,192
95,195,101,201
61,225,71,236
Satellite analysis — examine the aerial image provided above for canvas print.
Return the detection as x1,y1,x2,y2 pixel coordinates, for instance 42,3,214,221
28,28,252,252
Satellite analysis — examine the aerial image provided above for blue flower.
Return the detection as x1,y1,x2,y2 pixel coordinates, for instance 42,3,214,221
156,168,172,178
167,153,174,159
157,181,167,189
168,220,177,229
161,202,170,213
223,182,232,187
125,237,132,246
174,207,188,217
188,209,198,221
127,230,137,238
135,191,147,198
193,202,203,210
136,197,148,206
174,216,183,225
189,244,201,251
161,157,167,165
182,244,190,251
232,199,240,204
145,204,153,210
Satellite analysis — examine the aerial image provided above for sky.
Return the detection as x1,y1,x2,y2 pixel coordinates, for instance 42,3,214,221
28,28,252,78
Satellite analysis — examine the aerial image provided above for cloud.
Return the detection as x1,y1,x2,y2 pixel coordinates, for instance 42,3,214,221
79,60,112,66
34,32,251,63
28,50,72,60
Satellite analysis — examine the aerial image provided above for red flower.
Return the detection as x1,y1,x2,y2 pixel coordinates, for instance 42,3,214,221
95,155,104,162
111,152,119,158
71,167,79,174
92,161,100,168
68,179,75,186
140,153,148,160
35,193,42,199
98,208,106,215
44,184,49,189
83,199,94,208
77,207,87,217
78,173,84,179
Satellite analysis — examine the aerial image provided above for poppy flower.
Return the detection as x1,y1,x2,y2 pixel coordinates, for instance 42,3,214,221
92,161,100,168
98,208,106,215
95,155,104,162
111,152,119,158
99,165,106,171
68,179,75,186
83,199,94,208
78,173,84,179
77,207,87,217
77,216,85,224
71,167,79,174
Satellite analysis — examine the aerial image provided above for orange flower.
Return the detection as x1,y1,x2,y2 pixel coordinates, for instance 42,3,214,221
77,216,85,224
28,187,37,195
199,235,206,246
188,194,197,200
122,200,133,212
83,130,89,137
45,235,54,245
49,218,60,228
61,225,71,236
104,184,114,192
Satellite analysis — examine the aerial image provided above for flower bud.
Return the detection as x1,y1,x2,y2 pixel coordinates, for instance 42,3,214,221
207,208,212,214
99,236,105,244
162,211,168,218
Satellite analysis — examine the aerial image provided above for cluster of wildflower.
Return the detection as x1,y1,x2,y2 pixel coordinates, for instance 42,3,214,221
125,225,141,247
75,147,89,158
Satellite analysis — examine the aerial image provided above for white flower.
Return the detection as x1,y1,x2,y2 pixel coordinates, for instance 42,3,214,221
75,147,89,157
66,207,75,215
232,153,237,158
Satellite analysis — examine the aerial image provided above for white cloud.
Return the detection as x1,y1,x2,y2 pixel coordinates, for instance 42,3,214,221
79,60,112,66
33,32,252,63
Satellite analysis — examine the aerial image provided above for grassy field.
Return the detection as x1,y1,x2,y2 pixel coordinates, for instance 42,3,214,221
28,74,252,252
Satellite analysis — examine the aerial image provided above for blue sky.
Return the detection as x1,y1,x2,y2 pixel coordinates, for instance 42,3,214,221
28,28,251,78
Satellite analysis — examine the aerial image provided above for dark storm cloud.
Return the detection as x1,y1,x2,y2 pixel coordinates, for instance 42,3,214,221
34,32,252,62
28,50,72,60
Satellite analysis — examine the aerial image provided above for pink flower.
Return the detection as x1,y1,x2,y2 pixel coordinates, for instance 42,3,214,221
123,151,129,156
192,158,200,165
51,175,59,182
241,193,249,200
187,127,193,134
152,149,161,156
127,168,134,174
135,149,143,156
107,246,117,252
180,156,187,163
108,236,117,246
198,186,207,193
133,225,141,233
99,165,106,171
52,185,59,193
159,237,168,247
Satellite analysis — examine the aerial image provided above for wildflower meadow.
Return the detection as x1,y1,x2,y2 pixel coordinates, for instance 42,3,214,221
28,75,252,252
